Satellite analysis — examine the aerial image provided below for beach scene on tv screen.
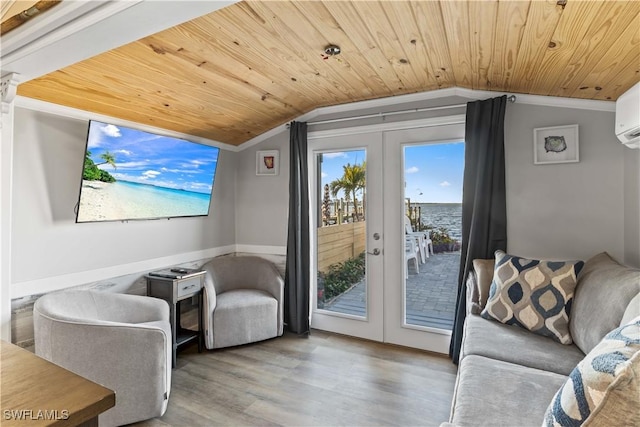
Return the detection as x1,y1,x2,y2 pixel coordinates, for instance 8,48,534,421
76,121,219,222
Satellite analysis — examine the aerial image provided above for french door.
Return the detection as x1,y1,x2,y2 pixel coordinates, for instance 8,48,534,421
309,132,384,342
309,121,465,353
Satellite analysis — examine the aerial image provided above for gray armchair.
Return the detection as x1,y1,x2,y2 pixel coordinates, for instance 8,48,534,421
202,256,284,349
33,290,171,427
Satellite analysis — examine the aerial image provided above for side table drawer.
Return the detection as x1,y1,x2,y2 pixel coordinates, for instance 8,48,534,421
177,277,202,298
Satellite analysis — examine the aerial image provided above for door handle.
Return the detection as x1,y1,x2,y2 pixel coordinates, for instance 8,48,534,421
367,248,381,256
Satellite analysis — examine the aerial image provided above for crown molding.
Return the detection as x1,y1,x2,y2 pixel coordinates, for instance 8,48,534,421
307,115,466,140
15,85,615,154
14,96,238,152
453,87,615,112
237,87,615,151
1,73,21,115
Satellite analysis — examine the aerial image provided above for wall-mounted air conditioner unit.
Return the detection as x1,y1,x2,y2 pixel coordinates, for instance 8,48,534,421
615,82,640,149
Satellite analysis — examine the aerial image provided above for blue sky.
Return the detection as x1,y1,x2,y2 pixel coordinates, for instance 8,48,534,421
86,121,219,194
320,149,366,200
320,142,464,203
404,142,464,203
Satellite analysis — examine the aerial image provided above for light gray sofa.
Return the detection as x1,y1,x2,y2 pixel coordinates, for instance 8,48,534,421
443,252,640,427
33,290,172,427
201,255,284,349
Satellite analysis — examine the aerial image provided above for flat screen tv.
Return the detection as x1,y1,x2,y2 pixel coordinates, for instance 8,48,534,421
75,120,220,223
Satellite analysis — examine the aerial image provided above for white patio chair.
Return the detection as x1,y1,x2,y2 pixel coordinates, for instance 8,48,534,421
405,235,420,278
405,216,433,261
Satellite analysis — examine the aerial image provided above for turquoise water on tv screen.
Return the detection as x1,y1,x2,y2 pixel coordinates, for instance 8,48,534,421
76,120,219,223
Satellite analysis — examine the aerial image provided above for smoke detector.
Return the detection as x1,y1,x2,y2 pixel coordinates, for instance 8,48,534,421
324,45,341,56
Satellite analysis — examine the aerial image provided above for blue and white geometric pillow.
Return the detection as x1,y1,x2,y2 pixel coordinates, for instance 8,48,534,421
481,250,584,344
542,318,640,426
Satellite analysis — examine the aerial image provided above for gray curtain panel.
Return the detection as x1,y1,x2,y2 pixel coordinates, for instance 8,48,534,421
285,121,311,335
449,96,508,363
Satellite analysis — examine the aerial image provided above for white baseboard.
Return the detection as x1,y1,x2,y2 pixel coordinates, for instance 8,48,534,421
235,244,287,256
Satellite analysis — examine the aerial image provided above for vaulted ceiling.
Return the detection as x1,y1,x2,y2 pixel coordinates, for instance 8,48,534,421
15,0,640,146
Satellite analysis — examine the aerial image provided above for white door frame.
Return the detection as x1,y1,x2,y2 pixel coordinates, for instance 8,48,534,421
308,132,384,342
382,123,465,353
308,116,465,353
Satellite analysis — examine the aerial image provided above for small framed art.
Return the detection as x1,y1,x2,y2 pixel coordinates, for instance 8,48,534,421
533,124,579,165
256,150,279,176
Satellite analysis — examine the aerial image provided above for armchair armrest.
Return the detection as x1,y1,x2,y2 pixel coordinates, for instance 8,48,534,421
95,292,170,324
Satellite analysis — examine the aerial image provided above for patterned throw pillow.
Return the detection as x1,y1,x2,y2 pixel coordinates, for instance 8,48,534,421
481,250,584,344
542,318,640,426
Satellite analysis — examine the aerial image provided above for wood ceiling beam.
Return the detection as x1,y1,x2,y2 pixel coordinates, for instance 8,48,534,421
0,0,60,36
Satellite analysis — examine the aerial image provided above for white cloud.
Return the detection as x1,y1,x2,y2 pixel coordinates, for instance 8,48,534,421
161,166,204,174
114,149,132,156
101,124,121,138
321,172,328,178
88,123,122,148
440,181,451,187
114,161,149,170
142,170,161,179
405,166,419,174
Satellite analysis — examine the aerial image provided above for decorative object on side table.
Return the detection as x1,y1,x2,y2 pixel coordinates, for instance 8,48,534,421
256,150,279,176
533,124,579,164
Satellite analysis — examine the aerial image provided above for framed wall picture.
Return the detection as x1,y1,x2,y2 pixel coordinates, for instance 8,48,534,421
533,124,579,165
256,150,279,176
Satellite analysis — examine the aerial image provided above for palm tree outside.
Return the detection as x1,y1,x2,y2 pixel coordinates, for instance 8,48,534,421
329,162,366,220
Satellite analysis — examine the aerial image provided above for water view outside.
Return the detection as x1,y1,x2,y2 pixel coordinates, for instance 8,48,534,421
403,143,464,330
417,203,462,242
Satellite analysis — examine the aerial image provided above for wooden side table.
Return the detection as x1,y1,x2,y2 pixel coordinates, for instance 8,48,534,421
146,271,205,367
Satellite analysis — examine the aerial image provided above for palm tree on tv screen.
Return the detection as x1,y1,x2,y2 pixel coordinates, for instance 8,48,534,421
83,150,117,182
95,152,117,170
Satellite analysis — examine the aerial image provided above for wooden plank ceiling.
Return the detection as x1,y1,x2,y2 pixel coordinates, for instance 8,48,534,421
16,0,640,146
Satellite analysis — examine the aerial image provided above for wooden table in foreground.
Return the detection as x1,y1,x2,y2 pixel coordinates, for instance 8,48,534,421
0,341,115,426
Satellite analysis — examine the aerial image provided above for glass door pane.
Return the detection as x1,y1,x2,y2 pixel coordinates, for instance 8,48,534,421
403,143,464,331
315,149,367,318
310,131,383,343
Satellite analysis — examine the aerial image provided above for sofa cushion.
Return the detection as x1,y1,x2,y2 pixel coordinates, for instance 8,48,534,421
570,252,640,354
212,289,278,349
472,258,495,309
450,355,568,427
543,317,640,427
621,293,640,327
481,250,584,344
462,314,585,376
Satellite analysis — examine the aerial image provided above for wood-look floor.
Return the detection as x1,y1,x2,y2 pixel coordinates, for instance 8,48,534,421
134,330,457,427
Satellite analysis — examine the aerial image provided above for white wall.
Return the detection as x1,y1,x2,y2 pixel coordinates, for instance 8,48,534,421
623,148,640,267
11,108,237,296
236,99,632,265
505,104,626,263
12,93,634,299
235,132,289,249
